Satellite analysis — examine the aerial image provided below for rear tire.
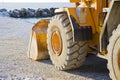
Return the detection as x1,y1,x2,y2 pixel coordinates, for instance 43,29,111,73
47,14,87,70
107,24,120,80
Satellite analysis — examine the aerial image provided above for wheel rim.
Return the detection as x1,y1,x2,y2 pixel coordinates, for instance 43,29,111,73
52,31,62,55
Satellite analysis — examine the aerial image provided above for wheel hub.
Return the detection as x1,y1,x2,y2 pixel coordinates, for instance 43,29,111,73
52,31,62,55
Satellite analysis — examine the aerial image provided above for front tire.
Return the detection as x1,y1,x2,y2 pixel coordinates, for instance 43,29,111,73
107,24,120,80
47,14,87,70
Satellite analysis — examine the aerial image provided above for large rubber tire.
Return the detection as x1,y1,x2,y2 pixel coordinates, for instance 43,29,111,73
47,14,87,70
107,24,120,80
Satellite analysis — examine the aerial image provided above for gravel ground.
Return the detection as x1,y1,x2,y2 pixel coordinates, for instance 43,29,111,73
0,16,111,80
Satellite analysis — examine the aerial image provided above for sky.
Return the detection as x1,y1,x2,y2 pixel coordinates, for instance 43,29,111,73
0,3,74,10
0,0,69,3
0,0,74,10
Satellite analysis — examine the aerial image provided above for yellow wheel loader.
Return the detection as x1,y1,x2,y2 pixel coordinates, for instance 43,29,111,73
27,0,120,80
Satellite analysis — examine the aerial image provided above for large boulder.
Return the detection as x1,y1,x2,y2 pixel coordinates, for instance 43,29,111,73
9,9,21,18
0,8,7,12
50,8,56,16
20,8,27,17
26,8,35,17
35,8,43,17
35,8,52,17
42,8,51,17
0,8,9,16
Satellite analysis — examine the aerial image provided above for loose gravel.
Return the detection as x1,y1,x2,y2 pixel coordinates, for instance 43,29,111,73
0,16,111,80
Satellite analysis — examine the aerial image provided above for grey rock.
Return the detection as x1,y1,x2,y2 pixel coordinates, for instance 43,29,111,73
0,8,9,16
35,8,43,17
0,8,7,12
20,8,27,17
0,12,10,16
9,9,21,18
26,8,35,17
42,8,51,17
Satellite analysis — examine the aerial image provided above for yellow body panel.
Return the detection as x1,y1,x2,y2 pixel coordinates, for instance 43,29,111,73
70,0,81,3
66,0,108,52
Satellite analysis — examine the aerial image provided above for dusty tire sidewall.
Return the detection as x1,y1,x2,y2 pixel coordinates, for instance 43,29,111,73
107,24,120,80
47,18,68,67
109,37,120,80
112,37,120,80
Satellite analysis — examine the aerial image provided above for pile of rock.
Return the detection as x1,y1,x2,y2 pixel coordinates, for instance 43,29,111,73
9,8,56,18
0,8,56,18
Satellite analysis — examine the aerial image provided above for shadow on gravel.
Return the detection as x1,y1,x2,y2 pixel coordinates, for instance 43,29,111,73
38,59,52,65
37,55,111,80
65,55,111,80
